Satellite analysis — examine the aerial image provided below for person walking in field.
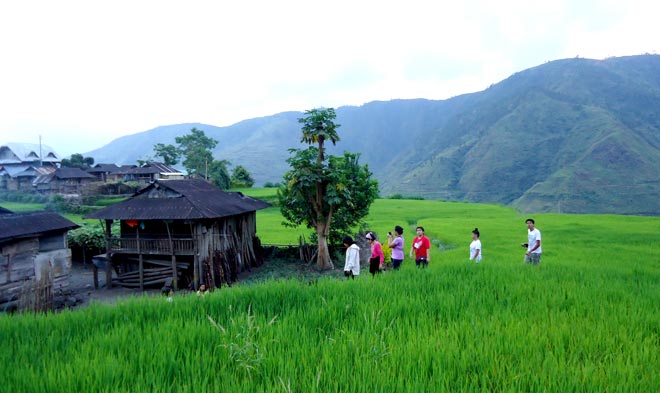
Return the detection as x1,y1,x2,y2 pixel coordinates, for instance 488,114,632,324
469,228,482,263
343,235,360,279
410,226,431,268
387,225,405,270
522,218,542,265
366,232,384,276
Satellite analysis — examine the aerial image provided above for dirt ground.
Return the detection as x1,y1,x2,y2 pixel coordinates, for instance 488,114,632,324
65,263,160,309
63,257,342,311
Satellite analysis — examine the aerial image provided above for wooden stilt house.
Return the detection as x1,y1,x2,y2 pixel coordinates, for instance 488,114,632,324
85,180,270,291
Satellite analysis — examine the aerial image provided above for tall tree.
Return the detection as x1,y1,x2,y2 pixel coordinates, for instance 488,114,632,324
208,159,231,190
230,165,255,188
61,153,94,169
153,143,180,166
279,108,378,270
175,128,218,178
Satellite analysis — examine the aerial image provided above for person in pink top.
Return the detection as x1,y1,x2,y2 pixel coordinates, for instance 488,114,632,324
366,232,384,276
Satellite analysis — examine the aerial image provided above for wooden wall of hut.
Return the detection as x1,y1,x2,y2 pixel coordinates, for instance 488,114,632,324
194,212,263,290
0,236,71,312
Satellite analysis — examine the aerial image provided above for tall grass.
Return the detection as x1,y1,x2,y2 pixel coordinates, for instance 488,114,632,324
1,194,659,391
0,201,45,212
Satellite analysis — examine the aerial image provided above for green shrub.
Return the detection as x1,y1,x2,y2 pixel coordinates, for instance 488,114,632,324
0,191,48,204
67,224,106,250
387,193,425,200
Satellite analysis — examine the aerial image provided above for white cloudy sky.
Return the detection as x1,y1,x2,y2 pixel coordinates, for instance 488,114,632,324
1,0,658,156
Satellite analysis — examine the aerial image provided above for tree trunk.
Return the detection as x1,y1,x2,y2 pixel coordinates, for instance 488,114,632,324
315,225,334,270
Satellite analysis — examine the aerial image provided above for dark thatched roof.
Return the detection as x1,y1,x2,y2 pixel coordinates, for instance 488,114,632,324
87,164,120,174
54,167,97,179
85,179,271,220
119,162,180,175
0,206,14,215
0,211,79,243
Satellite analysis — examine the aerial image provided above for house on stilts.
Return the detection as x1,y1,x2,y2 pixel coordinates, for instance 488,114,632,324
85,179,270,291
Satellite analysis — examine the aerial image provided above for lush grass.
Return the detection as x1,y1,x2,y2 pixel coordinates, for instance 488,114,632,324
95,197,128,206
232,187,280,207
0,201,45,212
2,193,659,391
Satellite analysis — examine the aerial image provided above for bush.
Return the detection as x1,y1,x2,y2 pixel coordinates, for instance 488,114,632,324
0,191,48,204
387,193,425,200
263,182,281,188
68,224,106,250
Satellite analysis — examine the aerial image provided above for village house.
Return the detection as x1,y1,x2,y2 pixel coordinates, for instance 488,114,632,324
0,142,61,168
85,179,270,291
0,143,61,192
87,163,118,182
87,163,138,183
0,207,79,311
117,162,184,183
33,167,97,194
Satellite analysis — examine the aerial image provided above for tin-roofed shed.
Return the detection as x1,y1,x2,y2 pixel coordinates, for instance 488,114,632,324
85,179,270,291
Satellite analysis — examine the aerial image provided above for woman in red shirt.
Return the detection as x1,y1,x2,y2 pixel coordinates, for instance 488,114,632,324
410,226,431,268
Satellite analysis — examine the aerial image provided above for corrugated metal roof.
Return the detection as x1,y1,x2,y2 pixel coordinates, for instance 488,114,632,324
0,143,61,164
33,167,95,185
0,211,79,242
0,164,31,177
85,179,271,220
14,166,56,178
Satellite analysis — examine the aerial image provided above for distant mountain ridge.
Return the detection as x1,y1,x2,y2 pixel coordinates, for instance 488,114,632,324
86,54,660,215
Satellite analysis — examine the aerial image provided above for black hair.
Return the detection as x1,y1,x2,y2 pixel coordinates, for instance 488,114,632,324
342,235,354,245
472,228,480,237
366,231,376,240
525,218,535,224
416,226,425,232
394,225,403,235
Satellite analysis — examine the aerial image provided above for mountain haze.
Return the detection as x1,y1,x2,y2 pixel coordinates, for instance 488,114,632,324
87,55,660,215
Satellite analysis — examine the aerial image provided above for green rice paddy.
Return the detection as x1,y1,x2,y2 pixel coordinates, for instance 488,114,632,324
1,191,659,391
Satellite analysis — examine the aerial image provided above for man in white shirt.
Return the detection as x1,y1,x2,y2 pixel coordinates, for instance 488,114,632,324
522,218,542,265
343,235,360,278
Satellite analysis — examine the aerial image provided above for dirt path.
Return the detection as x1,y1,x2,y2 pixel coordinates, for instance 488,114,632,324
66,263,160,309
63,257,341,311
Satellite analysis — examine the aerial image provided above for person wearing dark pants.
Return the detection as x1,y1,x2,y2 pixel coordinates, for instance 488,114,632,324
366,232,384,276
410,226,431,268
387,225,405,270
522,218,542,265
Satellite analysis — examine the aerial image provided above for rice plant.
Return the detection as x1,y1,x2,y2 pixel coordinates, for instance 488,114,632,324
1,197,659,392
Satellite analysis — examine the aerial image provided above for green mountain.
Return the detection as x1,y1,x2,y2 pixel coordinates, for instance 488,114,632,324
87,55,660,215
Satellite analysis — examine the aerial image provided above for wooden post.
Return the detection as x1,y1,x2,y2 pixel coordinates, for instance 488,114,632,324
105,220,113,289
93,265,99,289
137,225,144,291
191,223,199,290
165,221,178,290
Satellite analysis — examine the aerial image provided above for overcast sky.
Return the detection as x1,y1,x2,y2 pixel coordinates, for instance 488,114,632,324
1,0,658,156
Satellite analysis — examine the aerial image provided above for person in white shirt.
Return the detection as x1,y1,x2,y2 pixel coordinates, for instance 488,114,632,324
522,218,542,265
469,228,482,263
343,235,360,279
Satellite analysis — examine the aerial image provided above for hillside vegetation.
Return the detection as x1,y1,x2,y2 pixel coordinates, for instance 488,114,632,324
2,195,659,391
86,55,660,214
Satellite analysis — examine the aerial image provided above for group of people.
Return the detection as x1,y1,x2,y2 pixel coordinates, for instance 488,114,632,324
343,218,542,278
